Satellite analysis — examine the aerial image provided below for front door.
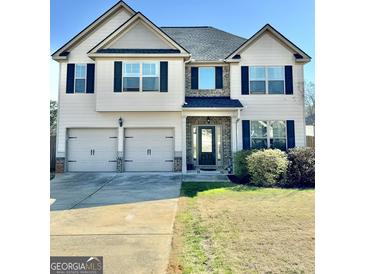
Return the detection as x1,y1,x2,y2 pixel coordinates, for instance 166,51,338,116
198,126,216,166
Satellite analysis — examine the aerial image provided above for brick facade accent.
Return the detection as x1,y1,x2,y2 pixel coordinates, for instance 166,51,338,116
186,116,232,170
174,157,182,172
185,65,230,97
55,157,65,173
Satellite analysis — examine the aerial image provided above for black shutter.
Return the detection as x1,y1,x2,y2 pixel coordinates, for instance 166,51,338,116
285,66,293,94
215,66,223,89
114,61,123,92
242,120,251,149
66,64,75,93
160,61,168,92
191,67,198,89
241,66,249,95
287,120,295,148
86,64,95,93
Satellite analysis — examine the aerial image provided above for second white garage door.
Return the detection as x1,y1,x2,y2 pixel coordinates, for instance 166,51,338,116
124,128,174,172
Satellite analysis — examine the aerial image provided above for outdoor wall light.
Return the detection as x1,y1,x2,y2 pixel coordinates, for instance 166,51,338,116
207,116,211,124
118,117,123,127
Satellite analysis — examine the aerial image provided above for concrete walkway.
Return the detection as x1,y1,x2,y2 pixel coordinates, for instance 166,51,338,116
51,173,182,274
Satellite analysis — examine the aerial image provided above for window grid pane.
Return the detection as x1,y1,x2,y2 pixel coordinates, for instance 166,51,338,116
268,81,285,94
249,67,265,80
75,64,86,78
267,67,284,80
251,121,268,138
142,63,158,76
124,63,140,76
123,77,139,91
75,79,85,93
142,77,159,91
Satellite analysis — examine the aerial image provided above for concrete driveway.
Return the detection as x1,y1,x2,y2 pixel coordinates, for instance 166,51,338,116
51,173,182,274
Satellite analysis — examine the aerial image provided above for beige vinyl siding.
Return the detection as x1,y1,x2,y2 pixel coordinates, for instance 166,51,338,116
230,31,306,148
95,58,185,111
67,8,132,63
106,21,174,49
56,62,182,157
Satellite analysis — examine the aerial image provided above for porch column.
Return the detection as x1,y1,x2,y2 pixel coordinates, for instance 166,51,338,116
182,115,187,173
231,116,238,153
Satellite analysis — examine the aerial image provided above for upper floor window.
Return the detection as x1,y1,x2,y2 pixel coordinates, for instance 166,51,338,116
249,66,285,94
198,67,215,89
123,62,159,92
75,64,86,93
251,120,287,150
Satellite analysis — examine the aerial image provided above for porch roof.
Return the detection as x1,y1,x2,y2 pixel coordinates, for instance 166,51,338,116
183,97,243,108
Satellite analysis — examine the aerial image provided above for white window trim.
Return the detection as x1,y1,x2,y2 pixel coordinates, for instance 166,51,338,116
198,67,216,90
123,61,160,92
74,64,87,93
250,120,287,150
249,66,286,95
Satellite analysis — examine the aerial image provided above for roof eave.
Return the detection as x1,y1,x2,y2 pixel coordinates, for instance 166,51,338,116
88,53,191,59
51,1,136,59
88,12,190,56
225,24,311,61
182,107,244,110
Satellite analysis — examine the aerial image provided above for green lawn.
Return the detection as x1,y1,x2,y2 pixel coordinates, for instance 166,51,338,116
168,182,314,274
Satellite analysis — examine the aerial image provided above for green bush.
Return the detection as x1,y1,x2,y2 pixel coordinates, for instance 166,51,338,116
247,149,288,187
285,147,315,188
233,150,255,178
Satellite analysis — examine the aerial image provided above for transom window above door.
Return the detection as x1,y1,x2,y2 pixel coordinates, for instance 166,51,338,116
249,66,285,94
123,62,160,92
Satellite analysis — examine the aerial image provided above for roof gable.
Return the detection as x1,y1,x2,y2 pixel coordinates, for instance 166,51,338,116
105,21,174,49
52,1,136,59
226,24,311,62
88,13,190,56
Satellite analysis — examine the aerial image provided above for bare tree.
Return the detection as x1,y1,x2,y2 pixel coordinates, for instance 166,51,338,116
304,81,315,126
50,100,57,136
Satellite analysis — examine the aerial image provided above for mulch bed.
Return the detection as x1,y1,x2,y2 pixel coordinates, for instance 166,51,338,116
227,175,249,185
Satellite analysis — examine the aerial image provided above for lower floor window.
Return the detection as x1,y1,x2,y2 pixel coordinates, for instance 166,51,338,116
251,120,287,150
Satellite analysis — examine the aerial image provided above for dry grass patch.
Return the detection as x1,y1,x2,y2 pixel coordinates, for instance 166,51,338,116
168,182,314,274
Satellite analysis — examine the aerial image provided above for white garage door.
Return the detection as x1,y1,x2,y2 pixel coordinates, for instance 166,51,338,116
67,128,118,172
124,128,174,172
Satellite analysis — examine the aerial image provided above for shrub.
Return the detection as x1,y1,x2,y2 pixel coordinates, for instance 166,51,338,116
247,149,288,187
285,147,315,188
233,150,255,178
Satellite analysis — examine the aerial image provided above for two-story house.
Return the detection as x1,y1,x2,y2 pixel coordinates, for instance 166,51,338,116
52,1,311,173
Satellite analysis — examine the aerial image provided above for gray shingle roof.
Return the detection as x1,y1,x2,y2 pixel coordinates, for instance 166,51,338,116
161,26,247,61
183,97,243,108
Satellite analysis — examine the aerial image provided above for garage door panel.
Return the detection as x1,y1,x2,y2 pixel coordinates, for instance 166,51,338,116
67,128,118,172
124,128,174,172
